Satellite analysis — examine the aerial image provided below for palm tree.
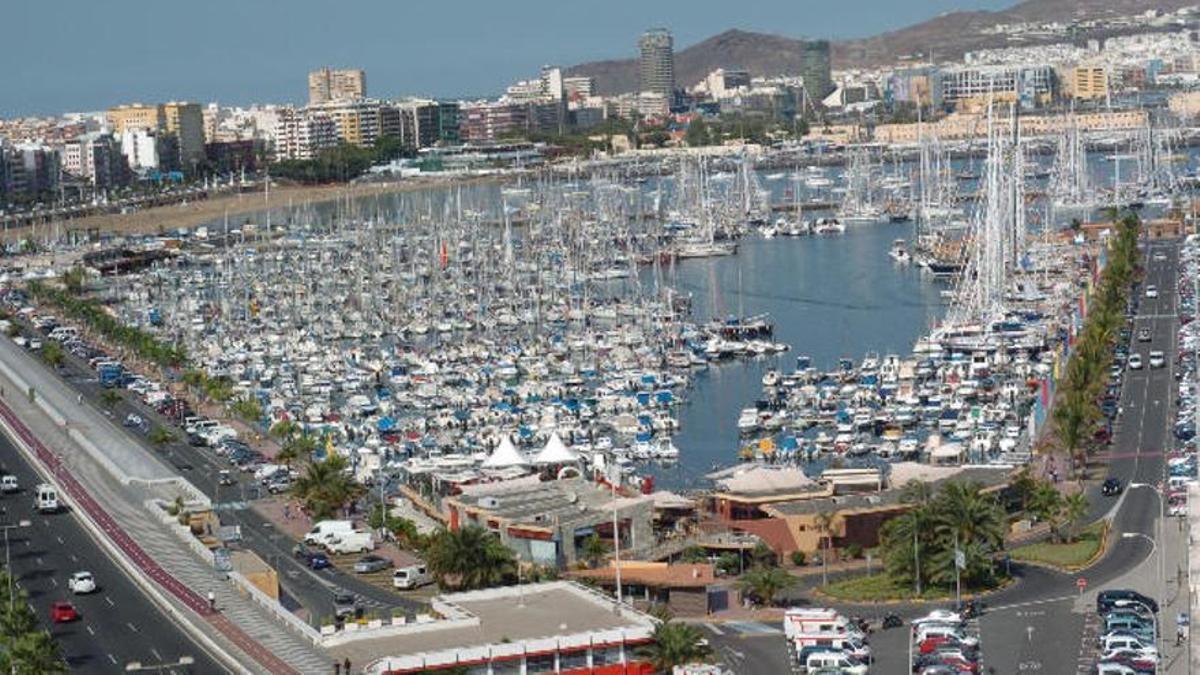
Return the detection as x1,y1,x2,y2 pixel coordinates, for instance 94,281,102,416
814,511,838,587
1029,481,1063,525
737,566,795,607
581,533,609,569
929,481,1005,586
1061,492,1090,544
289,453,364,520
423,525,516,591
637,620,713,673
899,479,934,506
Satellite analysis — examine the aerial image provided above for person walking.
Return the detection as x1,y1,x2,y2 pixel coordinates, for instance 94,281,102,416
207,590,216,611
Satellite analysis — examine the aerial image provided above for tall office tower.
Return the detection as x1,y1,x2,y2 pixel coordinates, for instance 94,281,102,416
799,40,834,101
638,28,675,97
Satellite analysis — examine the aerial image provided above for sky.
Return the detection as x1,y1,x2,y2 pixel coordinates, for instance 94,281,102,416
4,0,1014,117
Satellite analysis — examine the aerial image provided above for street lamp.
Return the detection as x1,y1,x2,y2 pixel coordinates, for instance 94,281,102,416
0,520,31,620
125,656,194,672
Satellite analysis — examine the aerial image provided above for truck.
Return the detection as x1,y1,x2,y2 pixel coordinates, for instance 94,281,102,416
304,520,355,546
784,608,865,641
34,484,59,513
325,531,374,555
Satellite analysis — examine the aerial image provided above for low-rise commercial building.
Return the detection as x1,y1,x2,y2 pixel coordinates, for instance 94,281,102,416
340,581,657,675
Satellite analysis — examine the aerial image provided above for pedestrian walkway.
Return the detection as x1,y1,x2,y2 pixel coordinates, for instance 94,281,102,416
0,343,332,673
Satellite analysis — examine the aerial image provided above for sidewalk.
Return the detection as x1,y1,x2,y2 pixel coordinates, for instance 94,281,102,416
0,338,331,673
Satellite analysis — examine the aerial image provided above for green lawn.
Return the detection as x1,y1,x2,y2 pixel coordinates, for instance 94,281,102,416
822,574,968,603
1010,521,1105,570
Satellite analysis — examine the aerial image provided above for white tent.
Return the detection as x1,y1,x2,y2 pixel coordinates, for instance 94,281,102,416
482,436,527,468
534,432,579,465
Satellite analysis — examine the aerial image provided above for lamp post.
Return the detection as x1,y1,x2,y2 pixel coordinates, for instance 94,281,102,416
125,656,195,673
0,520,31,621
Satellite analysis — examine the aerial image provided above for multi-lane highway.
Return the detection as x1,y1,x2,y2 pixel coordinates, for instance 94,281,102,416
0,432,224,674
19,319,421,624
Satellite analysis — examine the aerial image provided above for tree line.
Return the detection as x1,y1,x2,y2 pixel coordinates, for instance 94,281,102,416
1052,211,1141,478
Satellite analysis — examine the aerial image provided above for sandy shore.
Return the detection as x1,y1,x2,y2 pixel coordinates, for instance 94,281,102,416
44,176,499,238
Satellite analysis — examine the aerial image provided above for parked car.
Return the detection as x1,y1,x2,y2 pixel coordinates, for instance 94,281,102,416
332,592,359,620
353,555,392,574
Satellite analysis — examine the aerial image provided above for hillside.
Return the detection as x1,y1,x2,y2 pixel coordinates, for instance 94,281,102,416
565,0,1196,94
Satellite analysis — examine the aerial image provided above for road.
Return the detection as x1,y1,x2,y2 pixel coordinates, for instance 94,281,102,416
0,432,224,674
23,327,423,623
706,239,1187,674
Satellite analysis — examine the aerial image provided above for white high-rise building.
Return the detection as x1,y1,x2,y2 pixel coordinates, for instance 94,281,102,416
120,128,160,171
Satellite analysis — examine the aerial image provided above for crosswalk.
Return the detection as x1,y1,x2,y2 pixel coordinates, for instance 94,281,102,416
722,620,784,636
212,500,249,511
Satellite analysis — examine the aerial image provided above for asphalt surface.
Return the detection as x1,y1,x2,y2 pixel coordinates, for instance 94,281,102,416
0,432,224,674
706,240,1185,674
26,330,424,624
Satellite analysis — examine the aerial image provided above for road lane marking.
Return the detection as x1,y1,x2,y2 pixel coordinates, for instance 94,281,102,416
55,536,62,544
105,596,114,607
107,654,117,665
127,621,138,632
70,554,77,562
50,578,56,587
989,594,1076,613
704,623,725,635
86,625,95,636
34,557,41,565
151,648,161,660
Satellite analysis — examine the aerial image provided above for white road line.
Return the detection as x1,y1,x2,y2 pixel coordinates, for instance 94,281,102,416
988,594,1076,613
127,621,138,632
69,554,77,562
151,648,162,661
104,595,114,607
107,654,117,665
86,625,95,636
704,623,725,635
56,536,63,544
50,578,56,587
34,557,41,566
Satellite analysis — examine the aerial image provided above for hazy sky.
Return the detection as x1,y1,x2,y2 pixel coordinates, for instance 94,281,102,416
4,0,1014,117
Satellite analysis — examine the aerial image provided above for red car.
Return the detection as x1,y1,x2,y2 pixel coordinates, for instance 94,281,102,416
50,601,78,623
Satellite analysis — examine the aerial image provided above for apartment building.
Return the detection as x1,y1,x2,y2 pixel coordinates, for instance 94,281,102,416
1071,65,1110,100
307,67,366,105
459,101,529,142
273,108,338,160
62,133,127,189
106,102,205,171
307,99,385,147
936,65,1057,108
162,101,205,167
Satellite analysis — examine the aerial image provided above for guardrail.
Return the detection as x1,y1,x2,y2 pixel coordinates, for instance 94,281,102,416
0,396,300,674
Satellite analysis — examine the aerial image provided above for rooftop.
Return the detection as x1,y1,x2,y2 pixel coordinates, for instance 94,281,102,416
335,581,657,672
451,477,651,529
763,466,1012,517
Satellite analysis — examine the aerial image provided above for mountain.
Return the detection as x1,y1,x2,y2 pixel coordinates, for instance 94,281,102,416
566,0,1196,95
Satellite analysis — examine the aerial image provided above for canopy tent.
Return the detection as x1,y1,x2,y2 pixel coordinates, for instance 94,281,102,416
481,436,527,468
534,432,579,465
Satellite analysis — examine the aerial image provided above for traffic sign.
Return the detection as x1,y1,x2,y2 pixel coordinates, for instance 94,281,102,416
1076,577,1088,594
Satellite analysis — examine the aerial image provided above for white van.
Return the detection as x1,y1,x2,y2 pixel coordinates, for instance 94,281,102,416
804,650,868,674
34,484,59,513
325,531,374,555
393,564,432,590
304,520,355,545
0,475,18,493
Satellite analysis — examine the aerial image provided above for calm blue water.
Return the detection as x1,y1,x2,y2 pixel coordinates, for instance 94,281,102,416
650,222,946,487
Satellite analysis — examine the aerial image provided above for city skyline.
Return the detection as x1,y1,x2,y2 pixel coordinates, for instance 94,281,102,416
3,0,1013,117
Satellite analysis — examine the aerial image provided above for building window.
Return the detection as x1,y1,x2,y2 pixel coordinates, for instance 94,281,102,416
490,658,521,675
526,653,556,673
593,646,622,665
560,649,588,670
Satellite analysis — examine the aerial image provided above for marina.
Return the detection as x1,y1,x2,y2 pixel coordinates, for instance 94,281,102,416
10,121,1199,498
